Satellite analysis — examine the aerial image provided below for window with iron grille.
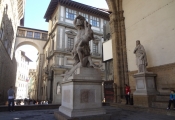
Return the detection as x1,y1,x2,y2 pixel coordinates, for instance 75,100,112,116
18,30,25,37
66,8,76,20
93,43,98,53
90,16,99,27
34,32,41,39
26,31,33,38
67,37,74,49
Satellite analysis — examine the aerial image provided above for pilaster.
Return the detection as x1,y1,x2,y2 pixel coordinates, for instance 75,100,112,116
106,0,129,102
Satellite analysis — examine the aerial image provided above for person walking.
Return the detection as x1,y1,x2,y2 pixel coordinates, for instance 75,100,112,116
167,90,175,110
125,84,131,105
7,86,15,112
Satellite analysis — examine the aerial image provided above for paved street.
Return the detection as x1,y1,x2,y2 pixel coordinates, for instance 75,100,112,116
0,106,175,120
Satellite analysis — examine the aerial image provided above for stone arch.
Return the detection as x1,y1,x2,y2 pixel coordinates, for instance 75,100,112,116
15,41,42,54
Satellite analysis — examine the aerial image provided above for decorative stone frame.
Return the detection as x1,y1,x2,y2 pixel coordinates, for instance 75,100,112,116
92,36,101,56
65,30,76,52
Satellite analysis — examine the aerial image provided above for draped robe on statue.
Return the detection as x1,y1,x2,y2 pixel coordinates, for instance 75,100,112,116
134,44,148,73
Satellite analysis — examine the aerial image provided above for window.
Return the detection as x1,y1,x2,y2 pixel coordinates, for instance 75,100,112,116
90,16,99,27
0,22,4,40
79,12,88,21
42,33,47,40
93,43,98,53
26,31,33,38
67,37,74,49
4,40,8,49
66,8,76,20
34,32,41,39
18,30,25,37
8,47,11,55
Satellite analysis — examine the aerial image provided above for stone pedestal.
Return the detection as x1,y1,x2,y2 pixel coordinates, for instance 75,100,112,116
58,67,106,118
133,72,159,107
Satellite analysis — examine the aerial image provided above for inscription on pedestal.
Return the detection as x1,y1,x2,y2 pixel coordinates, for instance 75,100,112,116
136,79,145,89
80,89,95,103
63,90,70,103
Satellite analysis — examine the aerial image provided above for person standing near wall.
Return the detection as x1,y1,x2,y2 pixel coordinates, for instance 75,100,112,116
7,86,15,112
125,84,131,105
167,90,175,110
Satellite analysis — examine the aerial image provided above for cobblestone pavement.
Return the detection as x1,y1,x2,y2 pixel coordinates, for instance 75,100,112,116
0,106,175,120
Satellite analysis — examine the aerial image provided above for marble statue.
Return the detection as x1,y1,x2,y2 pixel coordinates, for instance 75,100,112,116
62,15,100,80
133,40,148,73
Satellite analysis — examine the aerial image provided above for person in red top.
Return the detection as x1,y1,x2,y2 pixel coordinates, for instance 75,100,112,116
125,84,131,105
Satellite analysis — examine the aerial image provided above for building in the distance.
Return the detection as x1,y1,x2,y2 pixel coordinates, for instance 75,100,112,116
15,50,32,99
38,0,109,104
15,26,48,101
28,69,37,100
0,0,25,104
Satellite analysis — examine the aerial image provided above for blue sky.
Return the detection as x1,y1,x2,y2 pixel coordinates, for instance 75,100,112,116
24,0,108,31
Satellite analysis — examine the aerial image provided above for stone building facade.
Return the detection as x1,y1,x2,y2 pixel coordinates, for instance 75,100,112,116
28,69,37,100
15,50,31,99
106,0,175,106
0,0,25,104
40,0,109,104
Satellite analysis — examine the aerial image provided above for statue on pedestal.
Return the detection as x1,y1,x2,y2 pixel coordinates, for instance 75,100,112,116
133,40,148,73
63,15,100,80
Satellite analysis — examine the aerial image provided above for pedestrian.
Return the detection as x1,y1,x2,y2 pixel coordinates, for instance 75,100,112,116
125,84,131,105
167,90,175,110
7,86,15,112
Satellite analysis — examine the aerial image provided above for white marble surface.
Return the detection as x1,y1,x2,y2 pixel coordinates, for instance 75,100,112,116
59,68,106,117
133,72,159,95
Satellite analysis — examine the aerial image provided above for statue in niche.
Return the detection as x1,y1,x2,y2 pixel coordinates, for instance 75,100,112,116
133,40,148,73
62,15,100,80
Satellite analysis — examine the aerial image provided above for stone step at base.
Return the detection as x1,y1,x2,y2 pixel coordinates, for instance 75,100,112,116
54,111,111,120
152,101,171,109
155,95,169,102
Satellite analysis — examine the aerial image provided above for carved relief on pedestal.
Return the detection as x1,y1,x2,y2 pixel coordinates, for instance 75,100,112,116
80,89,95,103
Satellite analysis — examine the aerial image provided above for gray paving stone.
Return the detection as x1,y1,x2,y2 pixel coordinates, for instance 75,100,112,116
0,107,174,120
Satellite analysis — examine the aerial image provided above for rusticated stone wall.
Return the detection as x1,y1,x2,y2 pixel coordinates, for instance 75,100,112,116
0,41,17,104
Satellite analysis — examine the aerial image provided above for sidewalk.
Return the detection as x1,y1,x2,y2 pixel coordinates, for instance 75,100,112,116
0,104,60,112
0,106,174,120
0,109,56,120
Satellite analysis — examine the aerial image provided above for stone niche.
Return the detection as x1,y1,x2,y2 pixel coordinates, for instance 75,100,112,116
133,72,159,107
55,67,110,120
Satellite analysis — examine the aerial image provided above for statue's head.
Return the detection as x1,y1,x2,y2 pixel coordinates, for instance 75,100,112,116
170,90,175,94
75,15,86,28
136,40,140,46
